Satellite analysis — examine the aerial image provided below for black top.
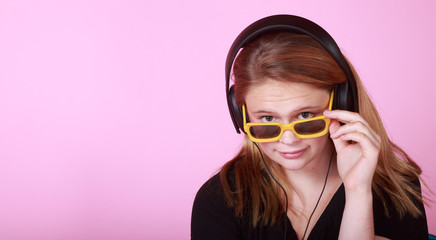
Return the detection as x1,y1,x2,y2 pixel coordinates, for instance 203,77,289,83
191,173,429,240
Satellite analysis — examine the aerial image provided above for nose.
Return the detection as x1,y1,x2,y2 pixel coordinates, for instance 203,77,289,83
279,129,300,145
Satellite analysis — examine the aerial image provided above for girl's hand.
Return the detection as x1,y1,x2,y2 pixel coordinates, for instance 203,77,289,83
323,110,381,194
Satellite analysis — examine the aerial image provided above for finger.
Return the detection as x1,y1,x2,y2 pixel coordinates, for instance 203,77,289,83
329,119,347,151
324,110,380,143
330,121,380,147
339,131,380,160
324,109,368,126
329,118,340,133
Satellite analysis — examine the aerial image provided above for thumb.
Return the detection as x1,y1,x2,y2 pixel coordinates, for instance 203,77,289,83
329,119,346,151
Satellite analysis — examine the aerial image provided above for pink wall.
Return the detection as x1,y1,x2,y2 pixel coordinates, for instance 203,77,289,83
0,0,435,239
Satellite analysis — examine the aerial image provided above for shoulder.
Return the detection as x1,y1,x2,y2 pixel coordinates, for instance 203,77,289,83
191,170,288,240
373,178,429,239
193,173,227,211
191,172,242,240
193,168,237,208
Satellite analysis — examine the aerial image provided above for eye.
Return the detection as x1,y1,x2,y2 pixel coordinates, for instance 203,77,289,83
261,116,275,123
298,112,314,120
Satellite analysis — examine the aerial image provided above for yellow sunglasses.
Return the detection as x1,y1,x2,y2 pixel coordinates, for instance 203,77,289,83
243,90,334,142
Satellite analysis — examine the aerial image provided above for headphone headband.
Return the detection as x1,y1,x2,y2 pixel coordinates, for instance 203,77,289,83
225,15,359,134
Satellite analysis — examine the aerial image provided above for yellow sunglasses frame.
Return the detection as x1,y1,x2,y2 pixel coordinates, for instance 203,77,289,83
242,90,334,142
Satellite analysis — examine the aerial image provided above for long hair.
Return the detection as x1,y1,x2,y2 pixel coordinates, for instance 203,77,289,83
220,31,425,227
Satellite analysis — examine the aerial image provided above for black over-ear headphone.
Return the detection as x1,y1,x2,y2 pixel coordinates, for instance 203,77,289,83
225,14,359,134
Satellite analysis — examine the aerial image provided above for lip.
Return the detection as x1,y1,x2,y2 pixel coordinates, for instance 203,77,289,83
278,148,307,159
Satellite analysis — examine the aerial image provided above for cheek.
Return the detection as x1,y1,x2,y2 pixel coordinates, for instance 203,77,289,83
308,135,331,150
258,142,274,151
258,142,278,158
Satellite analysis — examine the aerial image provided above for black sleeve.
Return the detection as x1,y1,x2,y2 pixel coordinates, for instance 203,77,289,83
373,180,429,240
191,173,242,240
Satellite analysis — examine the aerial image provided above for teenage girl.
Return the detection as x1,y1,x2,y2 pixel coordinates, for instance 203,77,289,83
191,15,428,240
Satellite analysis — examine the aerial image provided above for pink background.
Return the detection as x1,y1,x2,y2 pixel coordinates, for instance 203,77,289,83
0,0,435,239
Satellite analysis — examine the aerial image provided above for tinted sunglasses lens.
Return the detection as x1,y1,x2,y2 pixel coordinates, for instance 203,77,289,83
294,119,326,135
249,125,281,139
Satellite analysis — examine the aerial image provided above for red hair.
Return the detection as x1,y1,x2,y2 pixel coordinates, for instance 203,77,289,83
221,31,425,227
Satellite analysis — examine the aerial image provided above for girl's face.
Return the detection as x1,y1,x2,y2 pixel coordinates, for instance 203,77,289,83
245,79,333,172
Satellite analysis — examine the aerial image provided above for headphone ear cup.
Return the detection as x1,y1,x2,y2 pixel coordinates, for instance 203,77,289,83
333,84,342,110
334,82,356,112
229,86,244,133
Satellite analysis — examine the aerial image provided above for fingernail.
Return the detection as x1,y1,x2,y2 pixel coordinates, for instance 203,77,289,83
324,110,331,115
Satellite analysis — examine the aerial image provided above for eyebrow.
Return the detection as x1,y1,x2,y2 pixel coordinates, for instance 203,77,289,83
251,105,325,115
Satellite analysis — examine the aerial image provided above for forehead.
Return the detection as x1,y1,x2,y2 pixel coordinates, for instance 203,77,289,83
245,80,329,110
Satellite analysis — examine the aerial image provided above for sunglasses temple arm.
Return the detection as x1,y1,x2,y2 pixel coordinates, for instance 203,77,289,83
329,90,334,110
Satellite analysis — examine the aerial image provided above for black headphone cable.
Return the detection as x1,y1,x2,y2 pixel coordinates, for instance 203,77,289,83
253,142,333,240
253,142,289,239
301,152,333,240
